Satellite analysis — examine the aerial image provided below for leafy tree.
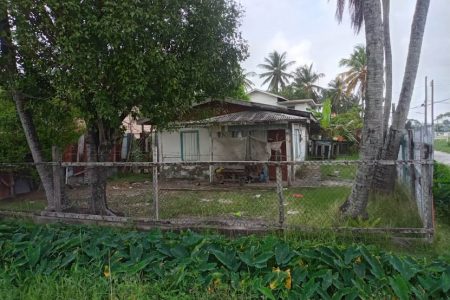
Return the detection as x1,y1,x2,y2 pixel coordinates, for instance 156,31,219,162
2,0,248,214
291,64,324,101
0,92,79,163
258,51,295,93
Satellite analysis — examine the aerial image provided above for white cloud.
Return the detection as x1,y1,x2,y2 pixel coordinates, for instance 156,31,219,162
266,32,313,67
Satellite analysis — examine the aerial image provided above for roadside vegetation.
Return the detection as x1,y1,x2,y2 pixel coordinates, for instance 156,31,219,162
0,221,449,299
435,139,450,154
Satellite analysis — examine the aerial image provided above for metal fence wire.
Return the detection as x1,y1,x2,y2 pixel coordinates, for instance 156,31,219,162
0,160,434,238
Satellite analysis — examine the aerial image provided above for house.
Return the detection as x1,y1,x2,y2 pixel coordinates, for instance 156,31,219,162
142,96,320,183
248,89,321,111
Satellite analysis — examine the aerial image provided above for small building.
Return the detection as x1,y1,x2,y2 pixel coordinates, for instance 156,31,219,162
142,97,319,183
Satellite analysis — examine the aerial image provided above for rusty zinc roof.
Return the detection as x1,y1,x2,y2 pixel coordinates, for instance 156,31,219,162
192,110,309,125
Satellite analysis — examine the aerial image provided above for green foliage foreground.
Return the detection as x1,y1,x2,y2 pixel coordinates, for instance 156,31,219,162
0,223,449,299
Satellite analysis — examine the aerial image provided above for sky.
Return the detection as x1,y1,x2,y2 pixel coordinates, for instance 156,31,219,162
238,0,450,122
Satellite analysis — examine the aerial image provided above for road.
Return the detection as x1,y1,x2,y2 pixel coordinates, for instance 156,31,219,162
434,151,450,165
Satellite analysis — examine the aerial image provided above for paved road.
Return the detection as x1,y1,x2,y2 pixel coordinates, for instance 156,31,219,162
434,151,450,165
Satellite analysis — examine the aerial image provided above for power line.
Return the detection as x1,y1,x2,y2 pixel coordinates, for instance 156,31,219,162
409,97,450,110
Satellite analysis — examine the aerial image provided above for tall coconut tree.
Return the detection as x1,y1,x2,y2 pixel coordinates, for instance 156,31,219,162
243,71,257,91
338,44,367,108
291,63,325,101
325,78,357,113
258,51,295,93
335,0,385,218
382,0,393,141
373,0,431,192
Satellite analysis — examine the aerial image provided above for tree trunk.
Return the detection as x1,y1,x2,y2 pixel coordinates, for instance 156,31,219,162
14,93,55,209
340,0,385,218
373,0,431,192
86,127,117,216
382,0,393,141
1,6,55,208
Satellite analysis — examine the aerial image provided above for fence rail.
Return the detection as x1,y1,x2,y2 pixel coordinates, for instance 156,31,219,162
0,159,434,239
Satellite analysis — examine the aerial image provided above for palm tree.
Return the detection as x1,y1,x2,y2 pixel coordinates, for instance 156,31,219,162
258,51,295,93
291,64,324,101
243,71,257,91
374,0,431,192
334,0,385,219
338,44,367,107
336,0,392,140
325,78,357,113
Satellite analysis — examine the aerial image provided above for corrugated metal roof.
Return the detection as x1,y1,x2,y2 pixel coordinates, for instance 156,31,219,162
200,110,308,124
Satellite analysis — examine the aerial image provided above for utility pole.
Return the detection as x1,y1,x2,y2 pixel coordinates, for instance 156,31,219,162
431,79,434,130
424,76,428,128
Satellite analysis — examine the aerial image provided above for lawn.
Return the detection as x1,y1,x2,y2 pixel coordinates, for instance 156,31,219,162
0,182,423,229
435,139,450,153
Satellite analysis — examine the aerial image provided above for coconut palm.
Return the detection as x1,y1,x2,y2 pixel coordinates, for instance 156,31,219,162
243,71,257,91
258,51,295,93
291,64,324,101
325,78,357,113
374,0,431,192
338,44,367,105
334,0,385,219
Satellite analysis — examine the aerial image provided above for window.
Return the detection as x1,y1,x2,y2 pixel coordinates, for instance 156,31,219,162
180,131,200,161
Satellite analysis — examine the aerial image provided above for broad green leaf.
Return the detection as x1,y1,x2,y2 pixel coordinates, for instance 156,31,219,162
258,287,276,300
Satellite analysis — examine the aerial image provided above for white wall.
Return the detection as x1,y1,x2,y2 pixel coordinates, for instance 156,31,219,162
248,92,279,106
291,123,307,161
294,103,313,112
158,127,210,162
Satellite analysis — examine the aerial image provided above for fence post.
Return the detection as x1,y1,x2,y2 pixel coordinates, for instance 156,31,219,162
276,165,285,227
421,161,434,241
51,146,63,212
152,164,159,220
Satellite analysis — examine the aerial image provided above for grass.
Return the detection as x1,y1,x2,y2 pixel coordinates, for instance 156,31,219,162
109,171,152,183
0,183,423,229
0,197,46,212
0,269,241,300
434,139,450,153
320,164,357,180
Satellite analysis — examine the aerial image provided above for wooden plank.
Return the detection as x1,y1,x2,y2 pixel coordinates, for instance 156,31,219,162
0,210,433,239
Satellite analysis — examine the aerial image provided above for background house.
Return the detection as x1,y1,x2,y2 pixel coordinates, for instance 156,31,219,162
144,94,320,183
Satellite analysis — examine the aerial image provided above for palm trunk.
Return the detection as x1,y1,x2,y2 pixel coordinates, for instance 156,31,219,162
382,0,393,141
373,0,430,192
340,0,384,218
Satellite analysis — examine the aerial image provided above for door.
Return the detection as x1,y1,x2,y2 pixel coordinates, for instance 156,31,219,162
267,129,287,181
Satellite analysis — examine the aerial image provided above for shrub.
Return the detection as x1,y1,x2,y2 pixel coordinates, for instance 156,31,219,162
433,162,450,223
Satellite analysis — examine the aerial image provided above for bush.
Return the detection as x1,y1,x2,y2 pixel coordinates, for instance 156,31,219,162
1,222,449,299
433,162,450,223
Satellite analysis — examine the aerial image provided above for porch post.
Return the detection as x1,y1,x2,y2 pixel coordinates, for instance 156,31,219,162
285,127,292,186
209,127,214,183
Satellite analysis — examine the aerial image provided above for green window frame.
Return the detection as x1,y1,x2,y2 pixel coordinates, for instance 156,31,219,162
180,130,200,161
